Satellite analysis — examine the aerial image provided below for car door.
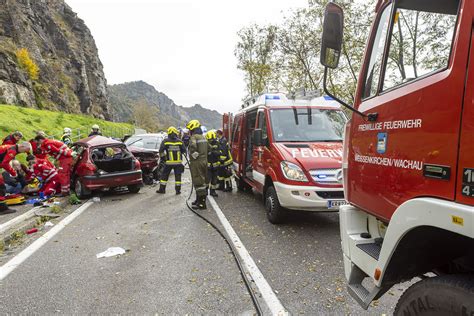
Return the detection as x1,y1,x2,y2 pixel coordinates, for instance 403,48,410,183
348,1,467,221
252,109,269,192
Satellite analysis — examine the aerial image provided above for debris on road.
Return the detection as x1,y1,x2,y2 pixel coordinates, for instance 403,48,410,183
96,247,126,258
26,228,38,234
44,221,54,227
92,197,101,203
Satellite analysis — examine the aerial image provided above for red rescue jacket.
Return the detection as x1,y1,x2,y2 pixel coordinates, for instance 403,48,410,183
0,145,18,177
30,159,58,183
40,139,72,160
2,134,17,146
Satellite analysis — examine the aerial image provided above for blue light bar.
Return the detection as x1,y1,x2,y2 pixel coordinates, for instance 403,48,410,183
323,95,334,100
265,95,280,100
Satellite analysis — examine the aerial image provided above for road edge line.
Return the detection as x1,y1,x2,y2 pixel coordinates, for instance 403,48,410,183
0,206,42,235
0,201,94,281
208,196,287,315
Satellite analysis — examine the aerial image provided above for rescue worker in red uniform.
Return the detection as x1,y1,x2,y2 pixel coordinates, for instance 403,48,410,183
2,131,23,146
0,142,32,214
26,155,61,197
35,135,75,195
156,127,186,195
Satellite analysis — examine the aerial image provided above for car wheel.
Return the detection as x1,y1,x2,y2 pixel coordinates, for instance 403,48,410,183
128,184,141,194
74,178,91,199
394,275,474,316
265,186,285,224
143,174,154,185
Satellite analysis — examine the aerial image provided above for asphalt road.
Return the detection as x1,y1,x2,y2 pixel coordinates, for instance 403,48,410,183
0,173,410,315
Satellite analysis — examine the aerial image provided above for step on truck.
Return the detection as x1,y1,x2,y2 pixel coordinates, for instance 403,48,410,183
320,0,474,314
227,93,348,224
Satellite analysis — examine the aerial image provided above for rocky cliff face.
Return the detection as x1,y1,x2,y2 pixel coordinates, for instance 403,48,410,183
108,81,222,130
0,0,109,118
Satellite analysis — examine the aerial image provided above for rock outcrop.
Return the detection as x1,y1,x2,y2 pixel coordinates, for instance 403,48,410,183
0,0,109,118
108,81,222,130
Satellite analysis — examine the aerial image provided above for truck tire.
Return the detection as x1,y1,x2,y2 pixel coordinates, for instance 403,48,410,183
74,178,91,199
128,184,141,194
394,275,474,316
265,186,285,224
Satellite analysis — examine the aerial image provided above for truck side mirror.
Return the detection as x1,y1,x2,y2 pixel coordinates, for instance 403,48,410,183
253,129,263,146
320,2,344,69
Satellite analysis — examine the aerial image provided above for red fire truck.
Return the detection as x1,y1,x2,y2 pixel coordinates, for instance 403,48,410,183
227,93,347,224
320,0,474,313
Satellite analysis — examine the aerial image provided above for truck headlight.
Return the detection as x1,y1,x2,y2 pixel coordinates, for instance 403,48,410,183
280,161,308,182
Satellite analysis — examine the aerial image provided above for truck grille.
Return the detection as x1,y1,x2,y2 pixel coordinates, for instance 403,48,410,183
316,191,344,199
309,168,342,184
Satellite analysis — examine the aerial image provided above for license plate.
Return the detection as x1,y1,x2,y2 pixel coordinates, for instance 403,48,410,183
327,200,348,209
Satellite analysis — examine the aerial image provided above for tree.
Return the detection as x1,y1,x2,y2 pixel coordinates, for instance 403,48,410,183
235,24,278,98
132,100,159,132
235,1,376,104
16,48,40,81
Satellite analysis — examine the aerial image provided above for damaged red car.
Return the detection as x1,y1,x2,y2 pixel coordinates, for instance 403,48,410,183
71,136,143,198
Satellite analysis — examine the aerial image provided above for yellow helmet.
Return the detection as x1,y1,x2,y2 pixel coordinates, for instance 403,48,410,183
186,119,200,131
167,126,179,135
205,130,216,140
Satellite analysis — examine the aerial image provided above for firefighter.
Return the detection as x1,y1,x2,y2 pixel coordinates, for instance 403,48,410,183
61,128,73,147
35,135,75,196
89,124,102,137
182,128,190,148
187,119,209,209
206,130,221,198
2,131,23,146
216,129,233,192
0,142,32,215
156,126,186,195
26,155,61,197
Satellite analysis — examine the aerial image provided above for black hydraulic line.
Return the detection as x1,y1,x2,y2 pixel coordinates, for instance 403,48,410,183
183,155,263,316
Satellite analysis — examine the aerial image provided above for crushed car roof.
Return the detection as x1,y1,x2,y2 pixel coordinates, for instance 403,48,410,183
74,135,124,147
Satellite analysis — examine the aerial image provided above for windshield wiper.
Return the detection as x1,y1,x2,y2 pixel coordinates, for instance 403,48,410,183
293,108,299,125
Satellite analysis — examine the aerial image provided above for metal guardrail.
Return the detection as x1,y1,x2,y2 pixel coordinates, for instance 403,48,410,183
49,126,135,141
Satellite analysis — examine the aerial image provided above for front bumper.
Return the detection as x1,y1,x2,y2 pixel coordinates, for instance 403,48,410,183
273,181,344,211
82,170,143,190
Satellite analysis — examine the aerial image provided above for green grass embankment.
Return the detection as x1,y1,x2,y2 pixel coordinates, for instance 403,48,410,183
0,105,134,141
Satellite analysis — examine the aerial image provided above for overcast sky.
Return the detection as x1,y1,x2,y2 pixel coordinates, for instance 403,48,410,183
65,0,307,113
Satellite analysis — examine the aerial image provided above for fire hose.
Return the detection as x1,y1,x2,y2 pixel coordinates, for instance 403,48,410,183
183,154,263,315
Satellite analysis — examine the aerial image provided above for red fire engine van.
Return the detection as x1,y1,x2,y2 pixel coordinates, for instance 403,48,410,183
320,0,474,313
229,93,348,224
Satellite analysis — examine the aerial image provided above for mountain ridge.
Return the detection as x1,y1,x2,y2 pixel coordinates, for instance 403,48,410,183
108,81,222,130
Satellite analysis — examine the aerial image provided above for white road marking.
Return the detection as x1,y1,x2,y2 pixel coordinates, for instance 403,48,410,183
0,201,94,281
208,196,287,316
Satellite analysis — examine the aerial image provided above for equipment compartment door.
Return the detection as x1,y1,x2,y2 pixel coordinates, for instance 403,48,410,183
456,28,474,206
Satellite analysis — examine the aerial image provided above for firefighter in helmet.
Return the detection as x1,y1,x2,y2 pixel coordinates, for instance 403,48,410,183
61,128,73,147
156,126,186,195
187,119,209,209
216,129,233,192
206,130,221,198
89,124,101,137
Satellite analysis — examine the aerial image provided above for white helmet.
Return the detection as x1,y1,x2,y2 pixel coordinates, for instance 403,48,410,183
92,124,100,130
64,127,72,134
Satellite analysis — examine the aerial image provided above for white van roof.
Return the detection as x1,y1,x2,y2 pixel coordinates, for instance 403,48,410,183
241,93,341,112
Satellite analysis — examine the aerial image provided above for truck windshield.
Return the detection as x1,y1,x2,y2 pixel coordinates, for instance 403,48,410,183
270,108,346,142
